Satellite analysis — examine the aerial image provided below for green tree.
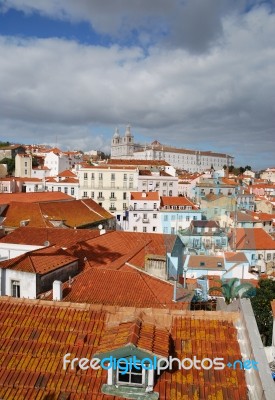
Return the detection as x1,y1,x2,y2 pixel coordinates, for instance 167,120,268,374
0,141,11,147
251,279,275,346
0,157,15,175
209,278,256,305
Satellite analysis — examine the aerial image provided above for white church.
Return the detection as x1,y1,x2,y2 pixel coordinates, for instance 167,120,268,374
110,125,234,172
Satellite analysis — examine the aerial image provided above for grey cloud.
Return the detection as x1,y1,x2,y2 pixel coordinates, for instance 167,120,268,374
1,0,269,52
0,4,274,169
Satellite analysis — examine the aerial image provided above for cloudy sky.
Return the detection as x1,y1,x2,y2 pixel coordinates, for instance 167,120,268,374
0,0,274,169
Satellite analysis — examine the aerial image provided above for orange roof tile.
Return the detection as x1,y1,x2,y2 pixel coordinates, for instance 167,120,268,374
0,192,73,205
41,266,191,308
230,228,275,250
161,196,197,208
0,227,101,247
0,246,78,274
2,199,113,229
0,297,248,399
95,318,170,358
130,192,159,201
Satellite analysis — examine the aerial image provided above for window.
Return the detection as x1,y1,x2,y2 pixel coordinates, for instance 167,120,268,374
123,203,127,210
171,227,175,234
129,174,133,181
163,227,168,233
133,226,137,232
153,214,157,219
129,182,133,189
153,203,157,209
58,187,61,192
143,227,147,233
133,214,137,217
71,187,74,195
123,174,127,180
143,213,147,219
25,170,27,174
64,187,68,194
84,173,88,180
164,215,168,221
110,192,115,198
123,192,127,200
186,216,190,221
163,182,167,186
83,191,87,197
11,280,20,298
91,192,94,198
99,173,103,180
111,173,115,181
116,362,145,386
153,227,157,232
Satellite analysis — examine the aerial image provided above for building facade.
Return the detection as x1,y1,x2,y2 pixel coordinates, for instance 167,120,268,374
110,127,234,172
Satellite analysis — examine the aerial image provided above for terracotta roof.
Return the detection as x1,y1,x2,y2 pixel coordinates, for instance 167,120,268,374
271,300,275,318
107,159,170,166
0,227,101,247
95,318,170,358
0,192,73,205
191,220,219,228
70,231,176,270
160,196,196,208
2,199,113,229
0,245,78,274
130,192,159,201
0,297,248,399
57,169,77,178
230,228,275,250
41,266,191,308
184,255,225,270
224,252,248,263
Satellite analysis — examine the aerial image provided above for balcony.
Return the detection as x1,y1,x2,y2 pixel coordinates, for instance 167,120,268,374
142,218,150,223
109,207,117,211
97,196,105,201
109,196,117,201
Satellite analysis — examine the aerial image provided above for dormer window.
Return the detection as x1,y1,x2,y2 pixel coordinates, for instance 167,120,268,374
94,318,169,400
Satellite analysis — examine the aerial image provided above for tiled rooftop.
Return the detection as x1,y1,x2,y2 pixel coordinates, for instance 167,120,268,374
130,192,159,201
1,199,113,229
95,318,170,359
160,196,196,208
0,192,73,205
229,228,275,250
40,266,191,308
0,245,78,274
0,227,101,247
0,297,248,399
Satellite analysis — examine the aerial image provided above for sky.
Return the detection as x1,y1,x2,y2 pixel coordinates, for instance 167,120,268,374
0,0,274,170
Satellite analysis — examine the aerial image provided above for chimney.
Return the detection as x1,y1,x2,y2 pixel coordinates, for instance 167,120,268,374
53,280,62,301
142,192,147,198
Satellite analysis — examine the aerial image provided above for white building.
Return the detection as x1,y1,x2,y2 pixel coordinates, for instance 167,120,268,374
15,154,32,178
44,150,83,177
261,168,275,183
127,193,202,234
138,169,178,196
110,127,234,172
78,164,139,226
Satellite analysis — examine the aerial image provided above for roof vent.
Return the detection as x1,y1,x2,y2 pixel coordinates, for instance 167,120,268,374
53,280,62,301
44,240,50,247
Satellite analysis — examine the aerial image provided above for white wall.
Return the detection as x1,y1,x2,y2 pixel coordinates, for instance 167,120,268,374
0,243,43,261
2,269,37,298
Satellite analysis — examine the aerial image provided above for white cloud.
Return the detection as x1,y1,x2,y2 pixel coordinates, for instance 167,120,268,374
0,3,274,168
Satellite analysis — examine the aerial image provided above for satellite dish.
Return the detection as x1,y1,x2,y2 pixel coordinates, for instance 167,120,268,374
98,224,103,230
44,241,50,247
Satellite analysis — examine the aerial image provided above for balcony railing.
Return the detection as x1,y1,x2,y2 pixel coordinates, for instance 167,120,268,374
109,197,117,201
142,218,150,223
97,196,105,201
109,207,117,211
